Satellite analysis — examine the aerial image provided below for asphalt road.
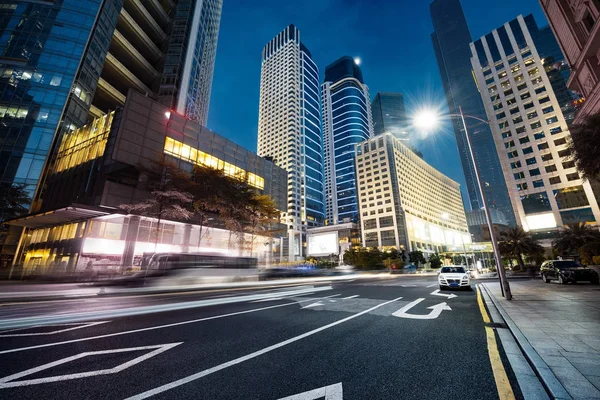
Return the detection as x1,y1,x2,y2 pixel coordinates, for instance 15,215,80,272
0,277,523,399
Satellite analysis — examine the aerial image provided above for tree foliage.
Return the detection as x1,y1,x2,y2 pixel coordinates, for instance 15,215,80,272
429,253,443,269
498,226,544,270
408,250,426,266
0,184,31,223
343,247,384,269
553,222,600,258
564,113,600,180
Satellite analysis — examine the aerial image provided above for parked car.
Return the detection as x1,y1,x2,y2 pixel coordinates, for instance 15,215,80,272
540,260,599,285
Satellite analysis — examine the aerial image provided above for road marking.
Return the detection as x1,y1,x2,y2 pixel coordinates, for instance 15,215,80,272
0,294,340,355
0,321,109,337
0,286,332,331
477,287,514,400
400,285,417,287
302,302,324,309
342,295,359,299
278,383,343,399
250,297,284,303
476,286,491,324
125,297,403,400
0,342,181,388
392,298,451,320
426,284,437,288
430,289,457,299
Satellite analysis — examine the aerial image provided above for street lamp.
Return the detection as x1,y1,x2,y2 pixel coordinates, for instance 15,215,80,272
414,106,512,300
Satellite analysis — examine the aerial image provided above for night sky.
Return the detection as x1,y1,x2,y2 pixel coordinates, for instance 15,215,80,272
207,0,548,194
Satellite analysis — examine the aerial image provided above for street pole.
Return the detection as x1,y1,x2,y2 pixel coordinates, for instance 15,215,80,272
458,106,512,300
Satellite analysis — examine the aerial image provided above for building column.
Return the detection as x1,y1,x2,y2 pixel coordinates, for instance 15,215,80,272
182,224,192,253
121,216,140,271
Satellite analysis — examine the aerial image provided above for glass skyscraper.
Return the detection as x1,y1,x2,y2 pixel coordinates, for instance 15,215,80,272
430,0,515,225
257,25,324,259
371,92,408,140
322,56,373,225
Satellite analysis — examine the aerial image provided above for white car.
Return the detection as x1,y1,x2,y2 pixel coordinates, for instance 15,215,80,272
438,266,471,290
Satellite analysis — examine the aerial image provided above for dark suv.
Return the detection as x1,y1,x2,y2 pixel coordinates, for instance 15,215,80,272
540,260,599,285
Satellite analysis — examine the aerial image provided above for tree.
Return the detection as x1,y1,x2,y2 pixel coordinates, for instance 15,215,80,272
429,253,443,269
0,184,30,224
498,226,543,270
408,250,426,267
553,222,600,258
243,194,280,257
120,157,194,249
564,113,600,180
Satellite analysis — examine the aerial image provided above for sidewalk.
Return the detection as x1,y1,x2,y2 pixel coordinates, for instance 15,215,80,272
482,279,600,399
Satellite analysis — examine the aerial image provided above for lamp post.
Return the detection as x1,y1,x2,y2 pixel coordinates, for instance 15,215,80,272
414,107,512,300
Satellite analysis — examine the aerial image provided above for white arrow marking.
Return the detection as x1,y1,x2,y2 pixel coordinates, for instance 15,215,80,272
302,302,324,309
342,295,359,299
430,289,457,299
392,298,451,320
277,382,343,400
0,343,182,388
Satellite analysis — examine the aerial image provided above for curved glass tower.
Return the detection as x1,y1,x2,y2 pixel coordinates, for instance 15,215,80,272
322,56,373,224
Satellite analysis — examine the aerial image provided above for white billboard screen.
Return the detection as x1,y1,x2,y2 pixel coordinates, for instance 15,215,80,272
308,232,339,256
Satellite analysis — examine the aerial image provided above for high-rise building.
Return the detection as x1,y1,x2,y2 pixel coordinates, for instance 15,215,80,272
257,25,325,259
0,0,223,263
430,0,515,225
356,134,470,254
470,14,600,238
540,0,600,124
371,92,408,139
322,56,373,225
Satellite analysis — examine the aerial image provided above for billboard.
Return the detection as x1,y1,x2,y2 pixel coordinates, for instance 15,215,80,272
308,232,339,256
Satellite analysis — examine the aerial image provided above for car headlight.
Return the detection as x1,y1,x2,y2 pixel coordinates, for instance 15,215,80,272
463,275,470,280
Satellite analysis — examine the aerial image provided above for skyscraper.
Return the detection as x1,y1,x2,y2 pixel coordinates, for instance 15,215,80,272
371,92,408,140
322,56,373,225
470,15,600,237
0,0,223,262
257,25,325,259
430,0,515,225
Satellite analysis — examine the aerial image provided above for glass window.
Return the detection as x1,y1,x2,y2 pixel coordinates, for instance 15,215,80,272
541,153,553,162
517,183,529,191
523,102,534,110
501,131,512,139
510,161,522,169
545,165,557,173
509,107,520,115
546,116,559,125
517,83,527,91
549,176,561,184
379,216,394,228
560,208,596,225
523,146,534,154
539,96,550,104
554,137,567,146
562,160,575,169
496,112,506,119
519,136,530,145
526,157,537,165
514,171,525,180
508,150,519,159
550,127,563,135
553,186,589,209
503,89,513,96
513,116,523,124
529,168,541,176
521,192,552,214
534,132,545,140
532,179,545,188
538,142,549,150
530,121,542,129
567,172,579,181
535,86,547,94
364,219,377,230
527,111,538,120
520,92,531,100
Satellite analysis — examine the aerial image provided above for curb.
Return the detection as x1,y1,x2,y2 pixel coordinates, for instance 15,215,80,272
479,284,571,400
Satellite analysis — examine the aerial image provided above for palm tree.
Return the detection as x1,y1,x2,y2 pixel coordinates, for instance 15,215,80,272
553,222,600,257
564,113,600,180
498,226,543,270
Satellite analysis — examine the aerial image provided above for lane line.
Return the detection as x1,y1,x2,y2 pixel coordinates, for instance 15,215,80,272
426,284,437,288
0,294,340,355
342,295,359,299
0,321,110,337
125,296,403,400
477,286,514,400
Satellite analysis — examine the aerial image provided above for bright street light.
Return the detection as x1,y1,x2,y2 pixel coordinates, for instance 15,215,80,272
414,106,512,300
354,57,361,66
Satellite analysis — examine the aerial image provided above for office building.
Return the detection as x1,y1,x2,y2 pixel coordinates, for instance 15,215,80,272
540,0,599,124
430,0,515,224
257,24,325,259
371,92,408,139
470,15,600,238
466,209,509,242
8,90,287,275
356,134,470,254
322,56,374,225
0,0,223,263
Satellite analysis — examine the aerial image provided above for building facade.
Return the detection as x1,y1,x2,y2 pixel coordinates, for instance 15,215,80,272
371,92,408,139
356,134,470,254
430,0,515,225
540,0,600,123
9,90,287,275
257,24,325,259
321,56,373,225
470,14,600,238
0,0,223,264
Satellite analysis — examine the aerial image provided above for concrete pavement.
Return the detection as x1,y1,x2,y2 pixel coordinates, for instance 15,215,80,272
482,279,600,399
